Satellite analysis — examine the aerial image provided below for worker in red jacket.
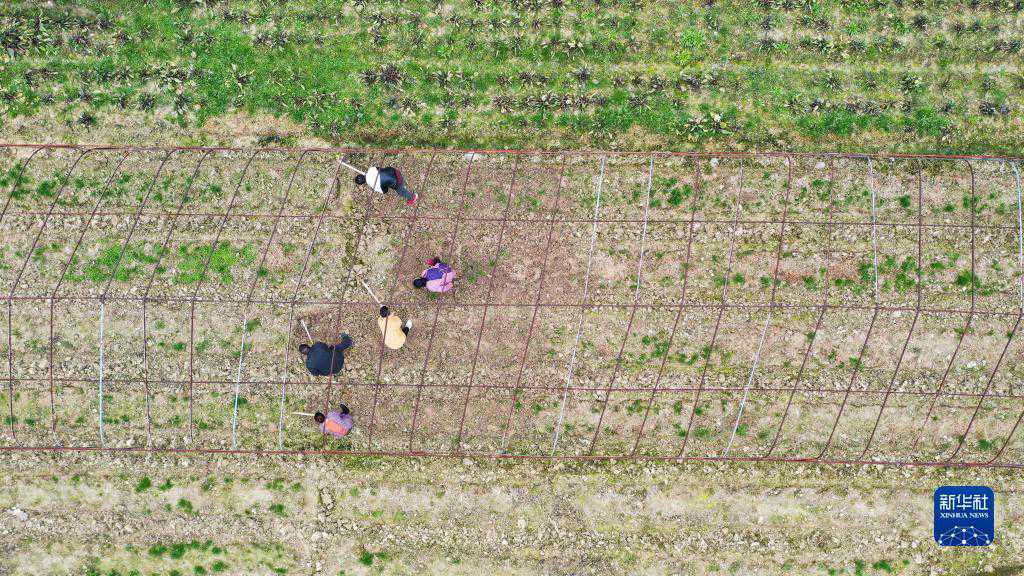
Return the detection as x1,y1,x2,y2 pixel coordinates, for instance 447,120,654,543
314,404,353,438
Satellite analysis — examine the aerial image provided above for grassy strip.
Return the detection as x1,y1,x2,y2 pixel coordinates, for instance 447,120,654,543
0,1,1022,152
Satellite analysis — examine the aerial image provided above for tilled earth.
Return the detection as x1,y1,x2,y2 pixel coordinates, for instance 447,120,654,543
1,147,1023,465
2,143,1024,575
1,451,1022,575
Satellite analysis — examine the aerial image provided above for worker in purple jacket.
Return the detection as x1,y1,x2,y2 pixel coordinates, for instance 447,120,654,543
413,258,455,293
314,403,353,438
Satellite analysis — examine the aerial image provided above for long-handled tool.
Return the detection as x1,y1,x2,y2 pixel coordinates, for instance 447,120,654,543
300,319,313,345
341,160,384,191
360,278,383,307
339,160,364,176
291,411,316,417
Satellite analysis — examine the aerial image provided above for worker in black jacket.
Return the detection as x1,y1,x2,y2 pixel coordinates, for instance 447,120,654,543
298,334,353,376
355,166,418,205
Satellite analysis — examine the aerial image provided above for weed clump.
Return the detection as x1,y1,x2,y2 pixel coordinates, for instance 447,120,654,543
174,242,254,284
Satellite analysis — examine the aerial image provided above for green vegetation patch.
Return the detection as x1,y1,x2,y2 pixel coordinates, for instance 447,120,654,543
174,242,255,285
81,540,294,576
64,242,162,283
1,1,1022,153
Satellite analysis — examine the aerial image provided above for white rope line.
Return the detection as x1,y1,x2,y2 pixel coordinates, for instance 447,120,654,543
551,155,605,455
277,154,347,448
277,312,292,449
1011,161,1024,311
593,155,654,441
142,304,153,448
723,162,761,456
869,159,880,302
632,155,654,296
725,321,768,456
231,315,248,449
97,302,106,447
613,156,653,399
234,154,312,449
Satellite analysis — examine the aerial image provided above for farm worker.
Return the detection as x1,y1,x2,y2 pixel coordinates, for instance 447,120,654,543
314,403,353,438
412,258,455,293
355,166,418,206
298,334,353,376
377,305,412,350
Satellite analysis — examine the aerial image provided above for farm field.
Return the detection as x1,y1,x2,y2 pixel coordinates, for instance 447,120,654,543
1,1,1024,153
3,1,1024,575
2,451,1023,575
2,147,1023,466
2,145,1023,575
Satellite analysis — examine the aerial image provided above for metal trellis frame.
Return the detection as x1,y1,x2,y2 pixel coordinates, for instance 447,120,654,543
0,143,1021,468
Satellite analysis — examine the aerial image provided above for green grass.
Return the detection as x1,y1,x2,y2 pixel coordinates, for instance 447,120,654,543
177,499,195,514
73,243,161,283
1,1,1022,153
872,560,895,573
358,551,390,567
79,540,283,576
174,242,255,285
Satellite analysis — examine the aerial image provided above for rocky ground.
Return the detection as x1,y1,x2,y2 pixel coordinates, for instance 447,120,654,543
2,115,1023,576
3,1,1024,569
2,146,1022,464
1,451,1022,576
